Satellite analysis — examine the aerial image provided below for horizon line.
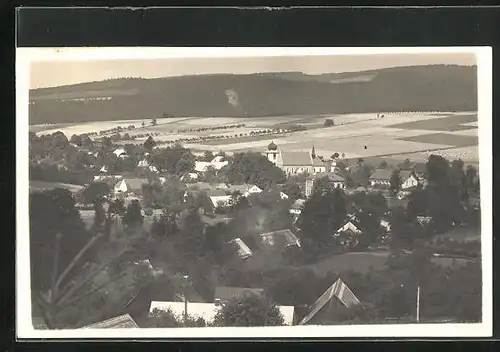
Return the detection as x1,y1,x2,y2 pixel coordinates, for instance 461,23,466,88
30,63,477,91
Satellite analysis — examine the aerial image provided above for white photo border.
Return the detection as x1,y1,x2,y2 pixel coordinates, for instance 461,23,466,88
16,46,493,339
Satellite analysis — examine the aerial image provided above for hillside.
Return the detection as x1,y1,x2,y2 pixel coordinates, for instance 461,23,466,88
29,65,477,124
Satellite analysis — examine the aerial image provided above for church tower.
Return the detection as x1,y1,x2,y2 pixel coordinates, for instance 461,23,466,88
311,144,316,159
265,141,280,165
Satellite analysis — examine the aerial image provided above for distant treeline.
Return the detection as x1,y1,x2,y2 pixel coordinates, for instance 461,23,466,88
29,65,477,124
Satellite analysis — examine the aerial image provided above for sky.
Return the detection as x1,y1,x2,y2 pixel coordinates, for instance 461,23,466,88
30,52,477,89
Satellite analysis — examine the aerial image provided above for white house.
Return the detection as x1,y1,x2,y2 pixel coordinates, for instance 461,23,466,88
226,184,263,197
401,172,426,190
194,156,229,173
99,165,108,173
335,221,362,236
113,148,128,159
137,159,150,168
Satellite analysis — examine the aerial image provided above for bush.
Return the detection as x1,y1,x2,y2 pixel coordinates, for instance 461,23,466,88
324,119,335,127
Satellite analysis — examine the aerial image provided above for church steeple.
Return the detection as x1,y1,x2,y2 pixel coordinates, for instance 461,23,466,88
311,144,316,159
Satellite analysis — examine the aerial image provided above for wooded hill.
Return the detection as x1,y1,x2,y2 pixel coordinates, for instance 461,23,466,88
29,65,477,124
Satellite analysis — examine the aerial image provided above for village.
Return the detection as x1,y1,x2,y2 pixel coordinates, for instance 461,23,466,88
28,120,482,330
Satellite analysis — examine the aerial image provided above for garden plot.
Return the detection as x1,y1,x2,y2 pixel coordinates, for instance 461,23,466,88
387,114,478,132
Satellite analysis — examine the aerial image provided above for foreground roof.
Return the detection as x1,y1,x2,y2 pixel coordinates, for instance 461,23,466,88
81,314,139,329
298,278,361,325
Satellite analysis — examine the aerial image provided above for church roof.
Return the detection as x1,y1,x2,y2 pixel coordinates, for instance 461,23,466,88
281,151,312,166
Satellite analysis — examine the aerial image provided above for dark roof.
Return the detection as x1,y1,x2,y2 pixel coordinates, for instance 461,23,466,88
399,170,413,181
214,287,264,301
313,172,346,182
369,169,393,181
81,314,139,329
268,141,278,151
281,151,312,166
312,157,326,167
261,229,301,248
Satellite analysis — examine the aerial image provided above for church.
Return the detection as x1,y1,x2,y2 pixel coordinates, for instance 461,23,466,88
264,141,330,176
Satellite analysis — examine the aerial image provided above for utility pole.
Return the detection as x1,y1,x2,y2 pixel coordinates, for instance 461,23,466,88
183,275,189,324
416,282,421,323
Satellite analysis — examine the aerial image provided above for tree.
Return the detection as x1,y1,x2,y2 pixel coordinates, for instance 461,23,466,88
92,200,106,231
143,136,156,152
299,187,347,248
379,160,388,169
152,144,195,175
122,200,144,228
220,152,285,189
331,152,340,160
465,165,478,190
201,150,215,162
81,182,110,204
212,294,285,327
70,134,83,146
324,119,334,127
281,182,302,202
151,118,157,126
426,155,450,186
142,121,145,128
390,170,402,194
29,188,95,293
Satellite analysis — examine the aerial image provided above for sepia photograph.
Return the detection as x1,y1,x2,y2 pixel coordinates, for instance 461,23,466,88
16,47,492,338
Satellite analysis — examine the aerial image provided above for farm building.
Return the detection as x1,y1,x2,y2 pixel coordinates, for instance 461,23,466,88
263,142,328,176
81,313,139,329
298,278,361,325
305,172,346,197
369,169,393,187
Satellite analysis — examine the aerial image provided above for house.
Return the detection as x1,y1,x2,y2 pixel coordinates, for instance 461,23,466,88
279,192,289,200
229,238,253,259
214,286,264,305
263,142,327,175
93,174,123,182
401,171,426,190
81,313,139,329
335,220,363,236
369,169,393,187
305,172,346,197
226,184,263,197
113,178,149,195
181,172,200,182
194,156,229,173
298,278,361,325
149,301,295,326
289,199,306,216
205,189,232,209
99,165,108,173
260,229,301,249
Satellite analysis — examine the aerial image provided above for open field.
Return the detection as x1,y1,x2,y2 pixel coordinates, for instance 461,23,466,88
397,133,478,147
387,114,477,132
30,111,479,164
